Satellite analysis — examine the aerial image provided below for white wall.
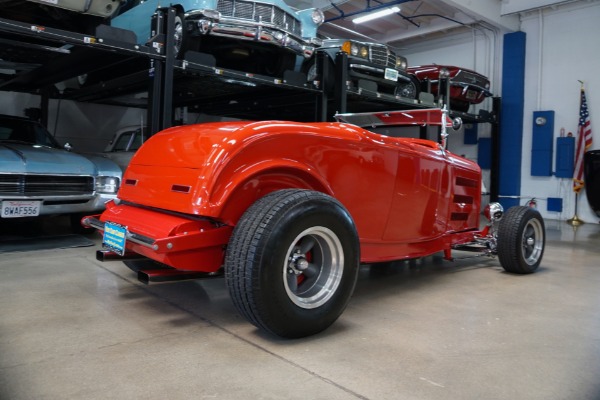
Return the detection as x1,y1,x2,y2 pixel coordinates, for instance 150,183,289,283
520,2,600,223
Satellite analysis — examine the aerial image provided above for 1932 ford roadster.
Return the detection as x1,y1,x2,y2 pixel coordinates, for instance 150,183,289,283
83,108,545,338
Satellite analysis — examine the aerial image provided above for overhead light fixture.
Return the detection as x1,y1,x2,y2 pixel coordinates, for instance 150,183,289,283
352,6,400,24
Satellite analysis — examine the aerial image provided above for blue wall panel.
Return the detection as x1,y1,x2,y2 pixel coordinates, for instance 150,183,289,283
547,197,563,212
531,110,555,176
555,136,575,178
464,124,478,145
499,31,527,209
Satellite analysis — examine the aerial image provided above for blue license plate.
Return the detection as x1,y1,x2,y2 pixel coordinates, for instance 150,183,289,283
103,221,127,256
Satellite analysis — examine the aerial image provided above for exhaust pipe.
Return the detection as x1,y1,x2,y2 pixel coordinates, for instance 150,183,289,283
95,250,223,284
137,268,223,284
96,249,147,262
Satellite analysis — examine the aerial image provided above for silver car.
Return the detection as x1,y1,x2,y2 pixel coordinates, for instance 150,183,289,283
102,125,146,172
0,114,122,232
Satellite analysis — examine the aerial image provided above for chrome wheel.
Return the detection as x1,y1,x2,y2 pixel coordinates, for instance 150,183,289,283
173,16,184,56
225,189,359,338
284,226,344,309
522,218,544,265
498,206,545,274
396,81,417,99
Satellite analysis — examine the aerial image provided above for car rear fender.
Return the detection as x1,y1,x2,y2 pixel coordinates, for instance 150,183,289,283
213,160,333,225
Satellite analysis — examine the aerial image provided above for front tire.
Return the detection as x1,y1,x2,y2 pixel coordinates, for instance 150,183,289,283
173,13,186,58
497,206,545,274
304,57,335,93
395,75,420,100
225,189,360,338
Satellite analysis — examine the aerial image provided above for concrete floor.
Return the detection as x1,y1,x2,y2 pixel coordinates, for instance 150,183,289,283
1,216,600,400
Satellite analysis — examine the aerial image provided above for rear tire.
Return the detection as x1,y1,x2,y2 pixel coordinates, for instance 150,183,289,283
225,189,359,338
497,206,545,274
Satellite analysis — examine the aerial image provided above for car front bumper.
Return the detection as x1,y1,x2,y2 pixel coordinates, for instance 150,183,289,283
187,11,319,58
1,193,117,218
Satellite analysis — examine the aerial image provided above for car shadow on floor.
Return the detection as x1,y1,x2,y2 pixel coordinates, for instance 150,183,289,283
0,216,95,252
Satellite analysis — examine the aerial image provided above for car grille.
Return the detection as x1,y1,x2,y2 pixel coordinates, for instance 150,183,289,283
454,70,488,87
370,45,396,68
217,0,302,37
0,174,94,196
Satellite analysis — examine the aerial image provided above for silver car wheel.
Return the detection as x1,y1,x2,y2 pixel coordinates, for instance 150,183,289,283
283,226,344,309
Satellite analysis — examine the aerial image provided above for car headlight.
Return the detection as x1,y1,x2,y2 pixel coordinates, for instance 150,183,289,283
311,9,325,25
359,46,368,58
484,203,504,222
202,10,221,20
396,56,407,70
342,41,369,59
96,176,120,194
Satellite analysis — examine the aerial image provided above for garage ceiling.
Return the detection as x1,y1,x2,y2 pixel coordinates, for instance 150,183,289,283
290,0,587,46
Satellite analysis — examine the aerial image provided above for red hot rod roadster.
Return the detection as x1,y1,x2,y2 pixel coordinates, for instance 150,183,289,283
84,108,545,338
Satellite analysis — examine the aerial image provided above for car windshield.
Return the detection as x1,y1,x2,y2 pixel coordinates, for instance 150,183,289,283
0,117,61,148
112,128,145,151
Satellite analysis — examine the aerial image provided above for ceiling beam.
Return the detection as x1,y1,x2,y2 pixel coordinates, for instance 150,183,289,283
435,0,520,32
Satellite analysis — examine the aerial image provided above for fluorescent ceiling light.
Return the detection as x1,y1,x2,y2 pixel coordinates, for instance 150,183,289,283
352,6,400,24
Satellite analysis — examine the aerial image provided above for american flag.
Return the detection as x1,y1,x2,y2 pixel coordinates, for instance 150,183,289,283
573,88,593,193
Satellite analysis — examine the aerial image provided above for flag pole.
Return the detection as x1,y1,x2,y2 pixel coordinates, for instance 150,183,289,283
567,80,588,226
567,193,584,226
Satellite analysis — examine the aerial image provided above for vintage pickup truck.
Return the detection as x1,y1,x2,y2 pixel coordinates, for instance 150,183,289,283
84,108,545,338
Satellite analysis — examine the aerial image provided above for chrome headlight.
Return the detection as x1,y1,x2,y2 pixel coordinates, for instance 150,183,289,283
484,202,504,222
202,10,221,20
452,117,463,130
350,43,359,56
311,9,325,25
96,176,120,194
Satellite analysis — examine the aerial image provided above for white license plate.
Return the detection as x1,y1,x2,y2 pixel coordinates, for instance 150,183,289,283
103,221,127,256
1,200,41,218
466,90,478,100
384,68,399,82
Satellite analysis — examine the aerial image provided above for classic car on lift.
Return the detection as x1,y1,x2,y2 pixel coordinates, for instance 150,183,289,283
408,65,492,112
110,0,324,77
0,114,122,232
306,39,420,100
84,107,545,338
0,0,123,32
